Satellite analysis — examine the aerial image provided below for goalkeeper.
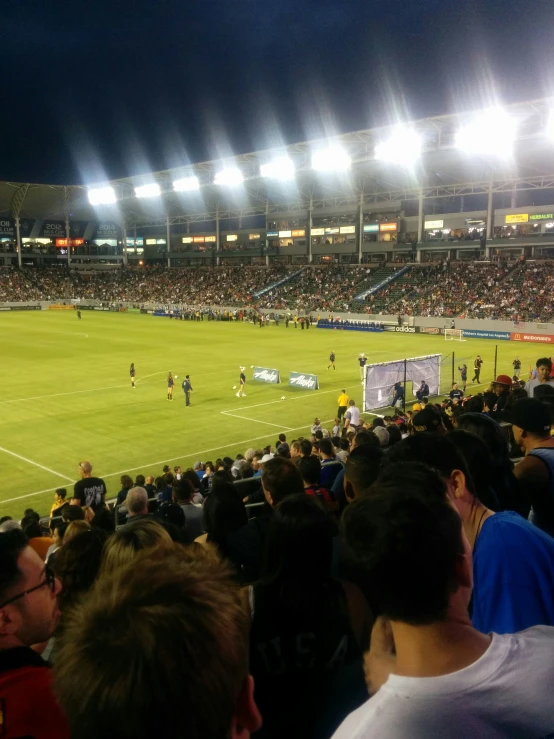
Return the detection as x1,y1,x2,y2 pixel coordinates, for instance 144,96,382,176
391,382,405,409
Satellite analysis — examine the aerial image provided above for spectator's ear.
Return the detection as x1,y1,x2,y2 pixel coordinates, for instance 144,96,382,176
231,675,262,738
344,477,355,503
448,469,468,502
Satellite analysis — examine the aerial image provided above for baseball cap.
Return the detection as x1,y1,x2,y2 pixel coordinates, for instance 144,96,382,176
494,374,512,386
261,453,275,463
412,405,443,433
374,426,390,447
506,398,551,435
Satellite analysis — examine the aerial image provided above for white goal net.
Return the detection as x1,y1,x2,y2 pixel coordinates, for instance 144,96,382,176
444,329,465,341
363,354,442,412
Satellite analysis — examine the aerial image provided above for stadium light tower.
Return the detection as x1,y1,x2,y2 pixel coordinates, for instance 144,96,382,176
173,175,200,192
455,109,516,156
375,128,422,166
260,156,295,180
88,186,117,206
311,145,351,172
214,167,244,186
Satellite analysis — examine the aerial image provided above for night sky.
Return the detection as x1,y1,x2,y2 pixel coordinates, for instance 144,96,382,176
2,0,553,184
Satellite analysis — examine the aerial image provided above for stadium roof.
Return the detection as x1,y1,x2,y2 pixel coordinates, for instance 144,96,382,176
3,96,554,228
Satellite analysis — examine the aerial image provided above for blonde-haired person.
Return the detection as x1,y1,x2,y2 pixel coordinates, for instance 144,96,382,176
100,519,172,577
64,520,91,543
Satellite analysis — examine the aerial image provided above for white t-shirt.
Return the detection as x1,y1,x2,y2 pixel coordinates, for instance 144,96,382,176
345,406,360,427
332,627,554,739
525,378,554,397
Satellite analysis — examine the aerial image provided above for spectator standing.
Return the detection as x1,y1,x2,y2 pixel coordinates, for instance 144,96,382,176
335,465,554,739
344,399,361,430
510,398,554,537
73,461,107,510
449,382,464,402
173,479,204,542
0,530,69,739
49,488,69,520
318,438,344,489
54,547,262,739
525,357,554,397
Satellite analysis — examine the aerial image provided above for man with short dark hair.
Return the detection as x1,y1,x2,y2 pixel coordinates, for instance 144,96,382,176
415,380,429,402
317,438,343,488
449,382,463,402
525,357,554,397
0,529,69,738
344,399,361,430
73,461,106,510
173,479,204,542
227,458,303,581
511,398,554,537
335,464,554,738
344,446,383,503
385,434,554,634
54,546,261,739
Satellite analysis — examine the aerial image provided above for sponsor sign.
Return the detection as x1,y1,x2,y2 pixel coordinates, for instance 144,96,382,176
48,304,74,311
511,332,554,343
529,213,553,221
127,237,144,247
55,238,84,247
394,325,416,333
267,230,279,237
278,230,292,238
193,237,205,243
0,304,41,311
417,326,442,335
226,234,238,242
291,229,305,237
380,222,398,232
505,214,528,224
339,226,356,234
252,366,281,384
324,227,340,235
363,224,379,233
182,237,193,243
0,218,34,237
424,220,444,229
462,329,511,340
205,235,217,243
288,371,319,390
249,233,261,240
311,228,325,236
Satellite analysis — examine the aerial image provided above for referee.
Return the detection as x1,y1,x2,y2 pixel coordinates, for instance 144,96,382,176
337,389,349,420
182,375,193,407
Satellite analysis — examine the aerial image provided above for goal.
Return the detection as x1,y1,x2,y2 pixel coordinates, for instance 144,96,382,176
444,329,465,342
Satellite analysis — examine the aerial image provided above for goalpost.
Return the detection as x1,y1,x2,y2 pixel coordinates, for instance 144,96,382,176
363,354,442,412
445,328,465,342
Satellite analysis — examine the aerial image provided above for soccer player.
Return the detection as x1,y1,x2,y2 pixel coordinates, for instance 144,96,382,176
130,363,136,388
182,375,193,406
77,309,81,320
513,356,521,377
167,372,174,401
391,382,404,409
458,363,468,392
358,353,367,380
472,355,483,383
236,367,246,397
328,350,336,370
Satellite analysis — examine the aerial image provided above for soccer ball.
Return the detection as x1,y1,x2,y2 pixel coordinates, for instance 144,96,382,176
281,396,285,401
233,385,237,390
250,365,254,368
175,375,178,379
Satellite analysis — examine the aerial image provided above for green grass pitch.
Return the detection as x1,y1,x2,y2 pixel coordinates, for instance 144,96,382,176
0,311,540,519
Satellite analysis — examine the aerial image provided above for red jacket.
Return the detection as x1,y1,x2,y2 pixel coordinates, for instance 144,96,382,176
0,647,70,739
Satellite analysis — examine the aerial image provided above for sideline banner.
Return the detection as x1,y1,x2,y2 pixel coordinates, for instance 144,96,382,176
288,371,319,390
462,329,511,341
252,367,280,384
48,304,74,311
0,305,41,311
416,326,443,335
511,332,554,344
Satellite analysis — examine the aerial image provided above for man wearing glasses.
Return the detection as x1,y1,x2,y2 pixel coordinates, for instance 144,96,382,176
0,529,69,738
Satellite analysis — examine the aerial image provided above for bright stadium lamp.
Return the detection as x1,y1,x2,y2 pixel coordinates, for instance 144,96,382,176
545,111,554,140
455,109,516,156
375,128,422,166
260,156,295,180
88,186,117,206
214,167,244,186
311,145,351,172
173,175,200,192
134,183,161,198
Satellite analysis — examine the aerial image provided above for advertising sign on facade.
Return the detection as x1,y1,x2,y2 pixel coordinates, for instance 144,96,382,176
249,233,261,240
278,230,292,238
267,231,279,237
226,234,238,242
205,235,217,243
529,214,554,221
424,220,444,229
505,214,529,224
291,229,305,237
311,228,325,236
339,226,356,234
380,222,398,232
363,224,379,232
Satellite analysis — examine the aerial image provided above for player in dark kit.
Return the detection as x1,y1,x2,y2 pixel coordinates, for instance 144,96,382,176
130,363,136,388
358,353,367,380
513,357,521,378
77,309,81,320
167,372,174,401
328,351,336,370
472,355,483,383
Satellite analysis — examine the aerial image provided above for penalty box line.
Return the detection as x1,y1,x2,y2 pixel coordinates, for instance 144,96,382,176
0,445,73,483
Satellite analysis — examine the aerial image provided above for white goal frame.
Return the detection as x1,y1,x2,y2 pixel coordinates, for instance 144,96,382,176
444,329,465,342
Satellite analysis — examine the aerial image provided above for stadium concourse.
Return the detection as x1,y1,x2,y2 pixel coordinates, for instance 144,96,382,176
2,259,554,319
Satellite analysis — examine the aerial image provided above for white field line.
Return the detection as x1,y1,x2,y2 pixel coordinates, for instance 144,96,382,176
0,446,73,483
219,382,365,414
221,410,293,431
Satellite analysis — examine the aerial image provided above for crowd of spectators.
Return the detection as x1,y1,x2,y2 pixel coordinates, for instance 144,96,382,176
2,358,554,738
465,260,554,321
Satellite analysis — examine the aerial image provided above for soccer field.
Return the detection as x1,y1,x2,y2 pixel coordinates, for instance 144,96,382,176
0,311,541,519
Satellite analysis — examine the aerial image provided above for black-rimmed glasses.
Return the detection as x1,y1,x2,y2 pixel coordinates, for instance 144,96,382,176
0,566,56,609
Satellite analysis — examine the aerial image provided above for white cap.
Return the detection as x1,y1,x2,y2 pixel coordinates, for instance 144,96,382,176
374,426,390,447
261,453,274,463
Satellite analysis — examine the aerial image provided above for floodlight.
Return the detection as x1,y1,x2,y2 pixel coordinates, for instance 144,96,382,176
134,183,161,198
375,128,422,166
545,112,554,140
311,146,351,172
173,176,200,192
260,156,295,180
88,186,116,206
214,168,244,186
455,109,516,156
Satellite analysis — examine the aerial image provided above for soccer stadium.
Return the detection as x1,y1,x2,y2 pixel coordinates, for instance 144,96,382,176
3,94,554,738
